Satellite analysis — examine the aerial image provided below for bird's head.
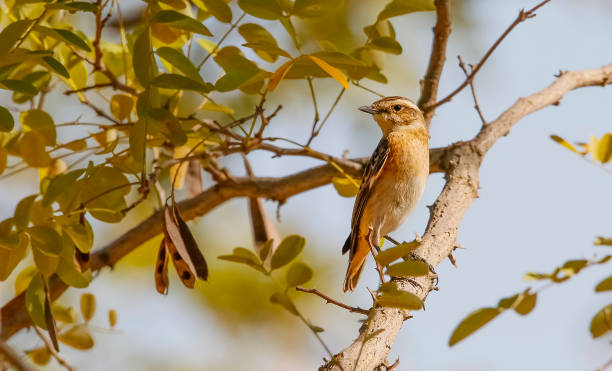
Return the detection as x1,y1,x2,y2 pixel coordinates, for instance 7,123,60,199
359,96,425,135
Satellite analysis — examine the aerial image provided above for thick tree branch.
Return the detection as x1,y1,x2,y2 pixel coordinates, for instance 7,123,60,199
417,0,451,128
1,150,445,340
319,63,612,371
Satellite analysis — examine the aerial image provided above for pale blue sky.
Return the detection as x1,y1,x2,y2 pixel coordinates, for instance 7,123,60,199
2,0,612,370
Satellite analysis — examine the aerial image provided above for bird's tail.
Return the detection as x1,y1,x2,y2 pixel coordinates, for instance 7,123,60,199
343,237,370,292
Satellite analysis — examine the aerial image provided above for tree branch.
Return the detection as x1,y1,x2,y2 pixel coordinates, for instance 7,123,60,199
319,63,612,371
429,0,551,111
0,340,34,371
1,150,446,340
417,0,451,128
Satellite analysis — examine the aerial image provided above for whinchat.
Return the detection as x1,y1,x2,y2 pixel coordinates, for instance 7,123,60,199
342,96,429,292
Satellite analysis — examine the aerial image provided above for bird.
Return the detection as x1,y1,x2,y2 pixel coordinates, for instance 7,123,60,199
342,96,429,292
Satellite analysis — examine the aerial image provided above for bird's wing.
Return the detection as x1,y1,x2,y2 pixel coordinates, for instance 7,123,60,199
343,137,390,254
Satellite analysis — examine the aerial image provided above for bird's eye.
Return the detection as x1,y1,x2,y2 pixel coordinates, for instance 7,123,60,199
393,104,402,111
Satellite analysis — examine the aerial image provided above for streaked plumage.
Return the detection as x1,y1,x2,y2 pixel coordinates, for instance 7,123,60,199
343,96,429,292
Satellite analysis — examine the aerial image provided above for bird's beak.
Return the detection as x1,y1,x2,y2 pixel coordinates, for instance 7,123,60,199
358,105,380,115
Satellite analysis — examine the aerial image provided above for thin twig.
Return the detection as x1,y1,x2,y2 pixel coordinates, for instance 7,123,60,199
295,287,370,315
0,339,35,371
305,77,320,145
352,80,384,97
430,0,551,111
64,83,113,95
198,12,246,69
457,56,487,126
597,357,612,371
33,327,73,371
307,87,345,146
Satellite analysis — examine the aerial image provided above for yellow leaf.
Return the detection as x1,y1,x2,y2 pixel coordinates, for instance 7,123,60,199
587,135,600,161
170,145,192,190
110,94,134,121
449,307,501,346
58,324,95,350
108,309,118,328
196,38,218,53
267,59,295,91
80,293,96,322
28,347,51,366
597,133,612,163
550,135,581,155
308,55,349,89
14,266,37,295
20,131,51,167
331,176,360,197
200,101,234,114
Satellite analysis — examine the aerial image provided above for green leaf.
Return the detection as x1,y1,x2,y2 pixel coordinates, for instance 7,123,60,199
0,106,14,132
1,79,37,95
238,0,283,20
14,266,37,295
43,169,85,207
58,324,94,350
214,47,263,92
331,176,359,197
286,262,313,287
80,293,96,321
449,308,501,346
14,195,37,229
376,241,420,267
52,28,91,52
56,234,92,288
133,30,156,87
0,20,33,54
156,47,203,83
20,109,56,146
30,226,62,276
218,247,266,273
202,0,232,23
377,0,436,20
596,276,612,292
270,235,305,270
386,260,429,277
309,324,324,333
147,108,187,146
0,233,29,281
129,119,146,167
151,73,211,92
42,56,70,78
376,282,423,310
154,10,213,36
269,291,299,315
25,273,47,329
239,23,289,63
590,304,612,338
65,220,94,253
293,0,342,18
51,304,78,324
369,37,402,54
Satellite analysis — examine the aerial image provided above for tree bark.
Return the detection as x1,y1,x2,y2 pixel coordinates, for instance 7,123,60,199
320,64,612,371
